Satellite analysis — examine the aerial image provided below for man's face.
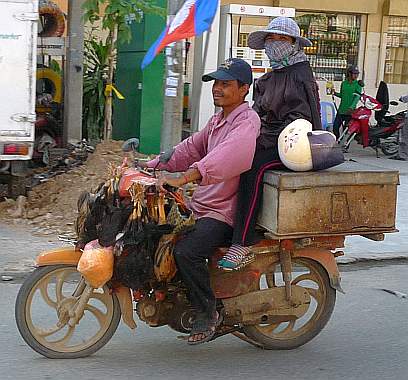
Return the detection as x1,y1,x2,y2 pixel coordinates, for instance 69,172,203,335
351,72,359,81
212,79,248,108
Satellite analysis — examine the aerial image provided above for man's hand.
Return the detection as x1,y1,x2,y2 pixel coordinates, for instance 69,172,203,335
157,176,184,193
135,159,149,168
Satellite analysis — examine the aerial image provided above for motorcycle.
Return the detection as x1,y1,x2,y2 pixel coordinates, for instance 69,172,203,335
14,140,393,359
338,93,405,156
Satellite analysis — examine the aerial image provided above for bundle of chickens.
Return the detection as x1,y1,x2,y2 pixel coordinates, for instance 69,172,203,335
75,160,194,290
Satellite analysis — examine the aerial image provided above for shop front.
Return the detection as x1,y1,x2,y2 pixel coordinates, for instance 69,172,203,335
186,1,408,132
381,0,408,103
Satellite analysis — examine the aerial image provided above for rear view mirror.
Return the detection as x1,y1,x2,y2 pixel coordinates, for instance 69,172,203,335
122,138,140,153
390,101,399,106
358,80,365,87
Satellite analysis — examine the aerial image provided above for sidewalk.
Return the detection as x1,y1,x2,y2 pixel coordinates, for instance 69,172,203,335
338,142,408,263
0,222,61,276
1,142,408,276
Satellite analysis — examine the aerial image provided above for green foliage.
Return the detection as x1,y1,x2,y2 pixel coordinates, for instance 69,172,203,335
82,0,165,44
82,36,110,141
49,59,62,75
81,0,165,140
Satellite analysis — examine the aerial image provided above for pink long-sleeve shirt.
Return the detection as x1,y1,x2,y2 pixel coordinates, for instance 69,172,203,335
147,102,261,226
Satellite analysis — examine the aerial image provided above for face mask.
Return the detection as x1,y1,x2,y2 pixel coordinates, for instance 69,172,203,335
264,40,294,66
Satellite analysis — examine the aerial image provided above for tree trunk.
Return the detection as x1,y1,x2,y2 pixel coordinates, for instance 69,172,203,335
104,25,118,141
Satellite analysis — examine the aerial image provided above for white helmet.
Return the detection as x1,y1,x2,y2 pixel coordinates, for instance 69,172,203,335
278,119,313,171
278,119,344,172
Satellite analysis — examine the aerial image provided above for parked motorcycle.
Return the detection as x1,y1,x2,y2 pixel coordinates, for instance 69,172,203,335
338,93,405,156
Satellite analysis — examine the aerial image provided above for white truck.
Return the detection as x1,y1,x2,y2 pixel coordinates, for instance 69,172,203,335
0,0,38,197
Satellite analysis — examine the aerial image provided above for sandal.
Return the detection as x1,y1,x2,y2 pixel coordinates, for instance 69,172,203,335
187,311,222,346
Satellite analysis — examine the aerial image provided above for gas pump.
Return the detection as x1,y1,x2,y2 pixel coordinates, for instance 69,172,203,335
218,4,295,102
191,3,295,131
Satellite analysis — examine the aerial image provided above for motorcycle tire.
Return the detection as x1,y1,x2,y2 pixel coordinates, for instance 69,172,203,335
381,142,399,156
15,265,121,359
242,258,336,350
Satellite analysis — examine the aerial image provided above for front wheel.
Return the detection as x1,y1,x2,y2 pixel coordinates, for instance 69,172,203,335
15,265,121,358
243,258,336,350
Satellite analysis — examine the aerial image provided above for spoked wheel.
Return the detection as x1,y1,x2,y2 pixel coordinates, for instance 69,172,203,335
15,265,121,358
243,258,336,350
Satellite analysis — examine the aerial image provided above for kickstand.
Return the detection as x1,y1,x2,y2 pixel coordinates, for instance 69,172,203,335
375,147,380,158
231,331,265,349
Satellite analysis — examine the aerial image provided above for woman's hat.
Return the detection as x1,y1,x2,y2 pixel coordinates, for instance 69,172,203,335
248,17,312,50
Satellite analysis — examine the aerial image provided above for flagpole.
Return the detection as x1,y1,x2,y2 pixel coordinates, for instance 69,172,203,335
190,31,210,133
161,0,185,152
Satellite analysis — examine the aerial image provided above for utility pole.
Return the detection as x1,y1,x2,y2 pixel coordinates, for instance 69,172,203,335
63,0,84,145
160,0,185,152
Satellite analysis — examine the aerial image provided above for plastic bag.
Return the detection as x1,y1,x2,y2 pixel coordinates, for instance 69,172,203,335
77,239,114,288
307,131,345,171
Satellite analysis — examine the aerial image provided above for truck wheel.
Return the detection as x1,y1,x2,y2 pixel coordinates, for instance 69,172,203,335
15,265,121,359
243,258,336,350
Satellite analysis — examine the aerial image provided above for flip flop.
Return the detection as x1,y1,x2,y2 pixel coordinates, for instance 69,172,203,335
187,311,223,346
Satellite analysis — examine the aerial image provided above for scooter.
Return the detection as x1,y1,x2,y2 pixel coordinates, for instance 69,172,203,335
338,93,404,156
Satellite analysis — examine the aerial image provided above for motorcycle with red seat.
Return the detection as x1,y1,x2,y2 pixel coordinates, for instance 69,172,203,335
15,141,344,358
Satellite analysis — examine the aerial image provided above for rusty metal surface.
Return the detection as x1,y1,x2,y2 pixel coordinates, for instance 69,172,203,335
211,237,343,298
293,248,343,293
258,180,397,238
262,161,400,189
210,269,261,299
222,286,310,325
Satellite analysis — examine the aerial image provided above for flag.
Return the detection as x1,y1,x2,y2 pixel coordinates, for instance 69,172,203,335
141,0,219,69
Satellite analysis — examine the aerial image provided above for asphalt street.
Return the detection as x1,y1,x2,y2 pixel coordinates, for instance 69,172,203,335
1,143,408,379
1,262,407,380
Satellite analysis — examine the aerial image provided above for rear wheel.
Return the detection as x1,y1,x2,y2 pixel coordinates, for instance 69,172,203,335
15,265,121,358
381,140,399,156
243,258,336,350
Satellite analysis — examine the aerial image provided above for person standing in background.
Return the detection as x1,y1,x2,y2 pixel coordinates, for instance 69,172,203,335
331,65,363,139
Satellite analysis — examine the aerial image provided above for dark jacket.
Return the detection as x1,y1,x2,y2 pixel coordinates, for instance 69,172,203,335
253,61,322,149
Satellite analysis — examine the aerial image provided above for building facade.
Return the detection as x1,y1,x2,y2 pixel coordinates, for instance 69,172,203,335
220,0,408,104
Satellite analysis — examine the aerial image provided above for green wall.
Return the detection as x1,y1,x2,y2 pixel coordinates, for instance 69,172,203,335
113,4,166,154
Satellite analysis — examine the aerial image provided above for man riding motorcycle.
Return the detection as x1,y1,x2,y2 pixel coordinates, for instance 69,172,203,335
144,58,260,345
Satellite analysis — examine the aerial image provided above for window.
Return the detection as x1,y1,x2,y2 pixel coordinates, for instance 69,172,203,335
384,16,408,84
296,13,361,81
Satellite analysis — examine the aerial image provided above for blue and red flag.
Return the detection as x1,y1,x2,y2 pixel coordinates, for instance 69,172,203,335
141,0,219,69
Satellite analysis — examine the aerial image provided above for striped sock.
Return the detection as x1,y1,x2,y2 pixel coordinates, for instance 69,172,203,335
221,244,250,264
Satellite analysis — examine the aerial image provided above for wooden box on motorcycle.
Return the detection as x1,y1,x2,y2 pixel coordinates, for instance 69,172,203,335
258,161,399,238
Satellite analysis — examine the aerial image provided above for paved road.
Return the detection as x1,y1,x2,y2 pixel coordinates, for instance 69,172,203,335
1,262,407,380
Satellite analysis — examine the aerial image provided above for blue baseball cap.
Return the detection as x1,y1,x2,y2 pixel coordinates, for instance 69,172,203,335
202,58,253,85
